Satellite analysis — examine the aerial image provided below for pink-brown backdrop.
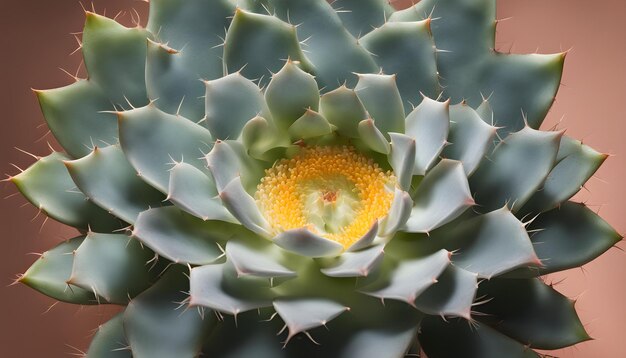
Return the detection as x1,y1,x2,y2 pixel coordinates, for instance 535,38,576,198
1,1,624,356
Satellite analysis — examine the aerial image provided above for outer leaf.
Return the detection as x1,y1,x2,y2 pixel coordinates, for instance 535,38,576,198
391,0,564,133
35,81,118,158
508,202,622,278
125,265,214,358
12,152,122,231
118,105,213,193
521,136,607,214
20,237,98,305
264,0,379,90
224,9,313,87
360,20,439,110
404,160,473,233
70,232,161,304
477,278,590,349
332,0,394,38
82,12,149,106
420,317,539,358
133,207,235,265
65,145,165,224
470,127,562,212
87,313,131,358
203,302,419,358
146,0,235,119
82,12,148,108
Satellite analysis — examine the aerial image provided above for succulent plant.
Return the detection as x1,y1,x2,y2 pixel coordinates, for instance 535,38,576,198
10,0,620,357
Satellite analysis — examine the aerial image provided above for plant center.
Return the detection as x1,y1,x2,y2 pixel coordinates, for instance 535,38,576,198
256,146,395,248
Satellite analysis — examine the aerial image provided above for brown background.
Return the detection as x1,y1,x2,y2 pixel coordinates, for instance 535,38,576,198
1,0,624,357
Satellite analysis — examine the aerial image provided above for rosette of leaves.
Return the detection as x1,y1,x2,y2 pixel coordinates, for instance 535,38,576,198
11,0,620,357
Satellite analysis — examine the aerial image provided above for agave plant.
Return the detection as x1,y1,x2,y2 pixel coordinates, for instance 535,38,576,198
11,0,620,357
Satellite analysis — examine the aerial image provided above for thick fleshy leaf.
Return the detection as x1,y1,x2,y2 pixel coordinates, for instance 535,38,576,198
420,317,539,358
470,127,562,212
433,208,539,278
388,133,416,191
205,73,269,140
87,313,131,358
20,237,98,304
288,109,334,140
319,86,368,138
146,0,235,120
225,240,296,278
403,160,473,233
203,302,419,358
477,278,590,349
354,74,405,136
273,228,344,258
82,12,149,107
241,116,290,160
133,207,234,265
508,202,622,278
262,0,378,90
69,232,161,304
442,104,497,175
404,97,450,175
34,81,118,158
347,221,379,252
205,140,266,193
274,299,350,340
265,61,320,129
125,265,214,358
167,162,236,222
220,177,272,237
224,9,313,87
360,20,439,110
361,249,450,304
414,265,478,319
65,145,165,224
358,119,391,154
320,245,384,278
391,0,564,133
332,0,394,38
11,152,122,231
378,188,413,237
118,105,213,193
190,263,274,314
522,136,607,214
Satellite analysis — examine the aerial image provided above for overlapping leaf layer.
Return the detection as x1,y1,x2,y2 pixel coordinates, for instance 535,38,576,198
13,1,618,357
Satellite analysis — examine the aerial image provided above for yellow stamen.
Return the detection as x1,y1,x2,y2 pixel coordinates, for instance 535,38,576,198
256,146,395,248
